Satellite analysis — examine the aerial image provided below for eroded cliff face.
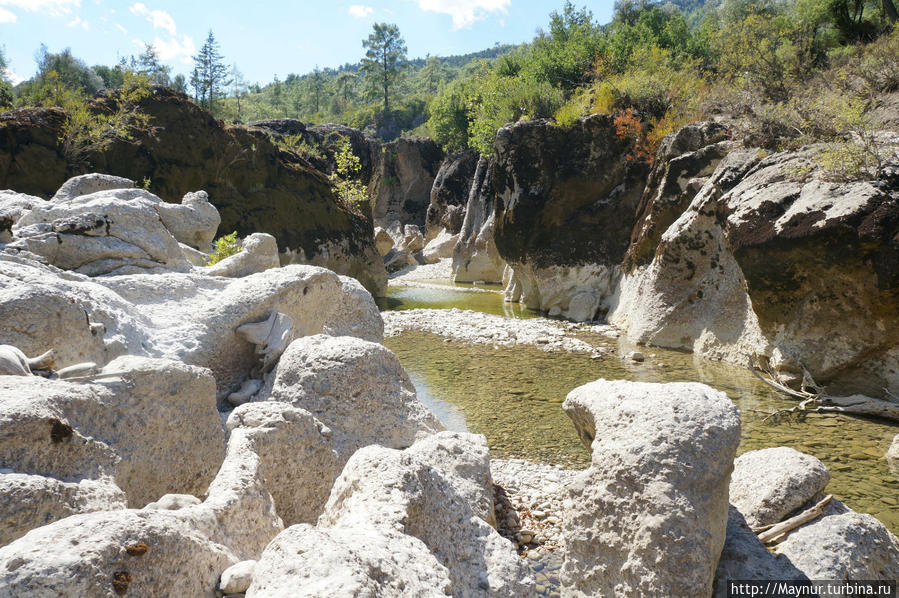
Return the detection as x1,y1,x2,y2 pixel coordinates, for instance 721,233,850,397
492,115,651,320
427,149,479,240
369,136,444,231
0,89,386,296
611,145,899,396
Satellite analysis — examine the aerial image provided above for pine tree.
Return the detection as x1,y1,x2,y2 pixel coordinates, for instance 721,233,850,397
361,23,407,113
136,44,171,86
191,30,230,115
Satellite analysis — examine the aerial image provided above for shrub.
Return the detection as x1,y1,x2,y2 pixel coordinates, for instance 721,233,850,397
205,231,241,265
329,138,368,212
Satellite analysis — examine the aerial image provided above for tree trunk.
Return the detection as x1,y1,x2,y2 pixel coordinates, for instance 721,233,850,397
884,0,898,23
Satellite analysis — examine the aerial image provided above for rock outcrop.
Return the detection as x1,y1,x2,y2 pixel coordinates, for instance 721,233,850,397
427,149,479,238
729,447,831,528
611,146,899,395
493,116,651,319
260,334,442,461
248,444,535,597
369,136,444,229
453,156,505,283
561,379,741,598
0,91,386,296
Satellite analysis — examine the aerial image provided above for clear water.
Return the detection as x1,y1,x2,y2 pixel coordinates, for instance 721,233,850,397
383,283,899,535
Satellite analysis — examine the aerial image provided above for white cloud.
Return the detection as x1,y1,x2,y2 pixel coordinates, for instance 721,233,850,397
115,22,127,35
2,67,23,85
0,7,15,22
347,4,373,18
417,0,510,29
0,0,80,17
152,34,195,64
130,2,176,35
66,14,88,29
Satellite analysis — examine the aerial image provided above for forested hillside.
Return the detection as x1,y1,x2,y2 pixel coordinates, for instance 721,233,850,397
1,0,896,176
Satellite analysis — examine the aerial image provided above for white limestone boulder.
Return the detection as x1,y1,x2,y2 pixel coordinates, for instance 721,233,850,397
13,188,192,275
205,233,279,278
422,228,459,264
321,275,384,343
220,560,257,594
247,524,452,598
0,474,127,546
774,501,899,583
408,431,497,528
730,447,831,528
156,190,221,250
373,226,394,256
713,505,810,596
561,379,741,598
252,444,535,597
261,334,442,461
0,356,224,508
50,173,134,202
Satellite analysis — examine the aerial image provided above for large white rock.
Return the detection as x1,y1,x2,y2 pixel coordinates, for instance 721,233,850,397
774,501,899,583
247,525,452,598
730,447,831,528
205,233,279,278
453,156,505,284
261,334,442,460
220,402,341,529
422,228,459,264
0,474,127,546
250,444,535,597
408,431,497,528
321,275,384,343
156,190,221,250
713,505,810,596
561,379,741,598
13,188,192,275
504,263,618,322
373,226,394,256
220,560,257,594
50,173,134,203
0,356,225,508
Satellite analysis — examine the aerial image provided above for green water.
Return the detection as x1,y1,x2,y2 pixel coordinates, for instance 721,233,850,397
383,283,899,535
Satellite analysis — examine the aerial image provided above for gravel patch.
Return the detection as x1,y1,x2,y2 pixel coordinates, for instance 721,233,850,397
389,259,454,283
383,308,617,355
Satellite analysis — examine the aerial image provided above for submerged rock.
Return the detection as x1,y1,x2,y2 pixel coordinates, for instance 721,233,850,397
561,379,741,598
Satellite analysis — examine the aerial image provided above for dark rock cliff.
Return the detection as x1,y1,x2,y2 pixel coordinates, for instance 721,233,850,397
0,88,385,296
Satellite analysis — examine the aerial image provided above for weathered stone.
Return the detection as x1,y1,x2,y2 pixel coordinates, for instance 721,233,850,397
246,524,453,598
493,116,651,319
220,560,257,594
156,190,221,250
143,494,202,511
401,224,425,253
0,345,31,375
427,149,479,238
321,275,384,344
50,173,134,203
13,187,192,275
315,445,536,597
453,157,505,284
713,505,809,597
0,474,127,546
370,137,444,229
408,431,497,528
774,501,899,584
0,356,224,507
261,334,442,461
611,146,899,396
373,226,394,256
730,447,831,528
561,379,741,598
206,233,280,278
422,229,459,264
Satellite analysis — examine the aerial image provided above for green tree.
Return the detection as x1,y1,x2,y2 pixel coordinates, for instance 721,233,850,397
34,45,103,95
0,47,12,109
421,56,447,94
361,23,407,113
171,73,187,94
191,30,230,114
136,44,171,86
230,64,249,121
307,66,327,113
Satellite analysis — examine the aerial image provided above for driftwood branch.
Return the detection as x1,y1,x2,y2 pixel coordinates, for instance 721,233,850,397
746,356,899,423
756,494,833,544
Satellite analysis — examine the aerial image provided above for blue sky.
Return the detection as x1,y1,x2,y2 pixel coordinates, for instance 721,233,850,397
0,1,616,85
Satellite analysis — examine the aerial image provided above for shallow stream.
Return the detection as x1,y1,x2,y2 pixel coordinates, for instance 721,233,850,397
381,282,899,535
